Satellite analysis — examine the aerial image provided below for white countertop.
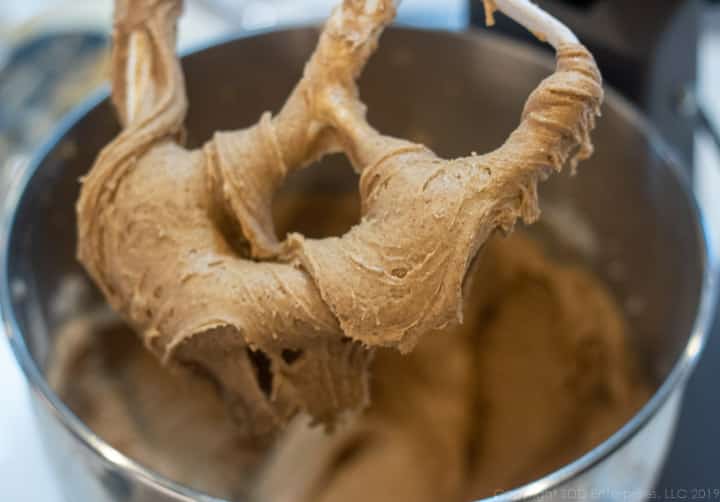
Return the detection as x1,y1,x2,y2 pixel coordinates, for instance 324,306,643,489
0,3,718,502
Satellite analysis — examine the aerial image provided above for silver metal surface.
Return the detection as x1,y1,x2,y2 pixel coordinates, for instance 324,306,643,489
1,27,716,502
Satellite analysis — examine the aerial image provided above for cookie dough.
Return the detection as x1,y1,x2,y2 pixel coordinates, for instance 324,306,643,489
75,0,603,433
51,229,649,501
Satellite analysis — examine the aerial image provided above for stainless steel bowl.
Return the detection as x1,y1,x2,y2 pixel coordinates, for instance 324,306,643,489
1,27,717,502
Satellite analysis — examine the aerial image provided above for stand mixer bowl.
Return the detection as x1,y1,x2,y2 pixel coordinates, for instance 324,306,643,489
1,27,716,502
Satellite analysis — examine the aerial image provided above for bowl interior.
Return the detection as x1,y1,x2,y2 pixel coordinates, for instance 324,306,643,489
3,25,707,477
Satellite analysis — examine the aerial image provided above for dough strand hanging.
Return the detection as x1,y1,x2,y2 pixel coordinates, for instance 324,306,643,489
76,0,603,436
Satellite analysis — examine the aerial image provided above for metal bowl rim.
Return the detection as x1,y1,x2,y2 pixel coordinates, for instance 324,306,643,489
1,25,717,502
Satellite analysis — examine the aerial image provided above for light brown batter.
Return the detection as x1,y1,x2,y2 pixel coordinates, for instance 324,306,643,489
44,0,648,498
48,312,265,500
75,0,603,433
50,225,649,502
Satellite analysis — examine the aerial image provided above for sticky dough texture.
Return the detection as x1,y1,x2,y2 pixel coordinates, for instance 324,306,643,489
50,234,650,501
76,0,603,434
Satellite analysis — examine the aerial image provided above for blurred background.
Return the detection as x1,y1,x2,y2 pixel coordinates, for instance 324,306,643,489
0,0,718,500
